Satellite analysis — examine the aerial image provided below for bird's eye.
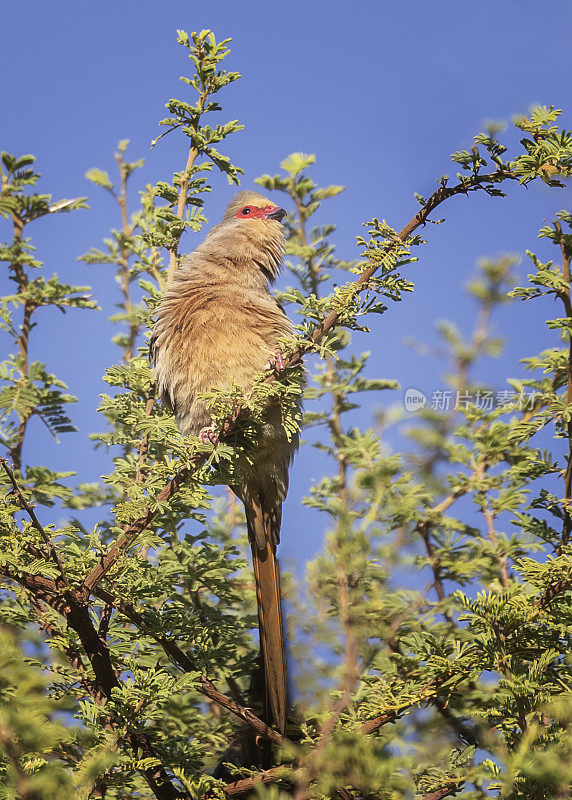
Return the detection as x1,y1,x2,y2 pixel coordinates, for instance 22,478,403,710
242,207,250,215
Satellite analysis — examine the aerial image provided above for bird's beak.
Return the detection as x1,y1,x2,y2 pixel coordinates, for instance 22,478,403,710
266,207,286,222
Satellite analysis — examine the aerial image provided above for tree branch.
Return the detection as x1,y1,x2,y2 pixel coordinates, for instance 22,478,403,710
223,766,288,797
536,576,572,608
421,784,464,800
222,675,463,798
167,91,207,284
555,219,572,553
7,210,33,472
92,585,283,743
114,149,138,362
0,568,185,800
82,463,196,593
285,170,516,370
0,552,282,746
1,458,68,586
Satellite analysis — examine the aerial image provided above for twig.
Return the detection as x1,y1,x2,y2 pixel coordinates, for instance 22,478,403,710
151,122,184,148
291,686,355,800
536,577,572,608
7,210,32,473
483,504,510,589
414,272,509,603
431,698,483,748
290,532,360,800
417,521,448,604
82,462,196,592
31,597,103,702
136,390,156,484
0,727,36,800
474,459,510,589
223,766,288,797
1,458,68,586
359,676,449,735
555,219,572,553
167,92,207,284
335,789,356,800
421,784,464,800
114,150,138,363
98,602,113,641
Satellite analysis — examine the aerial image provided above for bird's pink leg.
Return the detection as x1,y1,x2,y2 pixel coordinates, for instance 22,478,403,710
199,425,219,446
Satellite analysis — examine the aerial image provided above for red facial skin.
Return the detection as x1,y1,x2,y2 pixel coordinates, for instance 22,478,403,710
235,204,281,220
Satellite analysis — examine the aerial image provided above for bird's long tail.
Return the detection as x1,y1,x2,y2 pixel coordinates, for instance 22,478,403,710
243,495,287,735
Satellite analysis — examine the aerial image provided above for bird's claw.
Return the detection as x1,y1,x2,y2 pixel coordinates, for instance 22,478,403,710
199,425,219,446
267,349,286,374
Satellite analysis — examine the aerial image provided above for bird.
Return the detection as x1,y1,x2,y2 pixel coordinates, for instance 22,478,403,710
150,190,299,737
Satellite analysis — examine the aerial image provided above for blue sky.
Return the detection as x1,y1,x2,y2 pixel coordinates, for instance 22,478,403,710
1,0,572,572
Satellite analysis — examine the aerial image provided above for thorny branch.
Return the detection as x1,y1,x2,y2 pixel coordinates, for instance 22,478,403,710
224,768,462,800
421,785,464,800
536,576,572,608
285,170,517,370
1,562,275,798
415,484,474,610
136,390,156,484
26,579,183,797
474,459,510,590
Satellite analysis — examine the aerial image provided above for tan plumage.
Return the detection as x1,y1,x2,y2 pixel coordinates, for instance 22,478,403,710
151,190,297,735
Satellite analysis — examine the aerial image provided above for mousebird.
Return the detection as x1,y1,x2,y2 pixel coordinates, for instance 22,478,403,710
151,190,299,736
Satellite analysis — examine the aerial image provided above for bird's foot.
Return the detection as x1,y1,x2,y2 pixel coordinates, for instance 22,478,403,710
267,348,286,374
199,425,219,446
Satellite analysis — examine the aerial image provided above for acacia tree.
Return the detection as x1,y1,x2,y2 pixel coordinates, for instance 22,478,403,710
1,29,571,800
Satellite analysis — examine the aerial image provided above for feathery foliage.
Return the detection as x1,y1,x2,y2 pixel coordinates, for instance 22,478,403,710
0,28,571,800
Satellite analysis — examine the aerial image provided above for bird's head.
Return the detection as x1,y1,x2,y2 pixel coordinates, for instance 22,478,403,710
222,190,287,226
198,190,287,283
